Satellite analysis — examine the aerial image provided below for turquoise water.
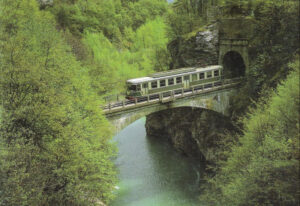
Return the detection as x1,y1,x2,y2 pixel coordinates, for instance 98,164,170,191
111,118,204,206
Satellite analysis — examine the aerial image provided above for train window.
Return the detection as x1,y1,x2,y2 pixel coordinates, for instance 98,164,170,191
160,80,166,87
176,77,182,84
207,71,212,78
151,81,157,89
184,75,190,81
214,70,219,77
128,85,137,91
143,83,148,88
168,78,174,86
200,73,205,79
192,74,198,81
136,85,141,91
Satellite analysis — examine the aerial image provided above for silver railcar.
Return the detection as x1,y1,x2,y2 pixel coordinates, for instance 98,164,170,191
126,65,223,99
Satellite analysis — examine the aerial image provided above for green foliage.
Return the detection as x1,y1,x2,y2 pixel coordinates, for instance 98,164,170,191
120,0,168,31
228,0,299,118
219,0,254,16
50,0,168,41
0,0,116,205
167,0,236,38
166,0,208,38
44,0,171,98
1,0,297,205
220,0,299,16
84,17,170,97
52,0,122,39
201,59,300,205
172,0,212,17
132,18,170,71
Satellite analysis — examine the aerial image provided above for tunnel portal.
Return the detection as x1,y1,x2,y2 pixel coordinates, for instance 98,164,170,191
222,51,246,78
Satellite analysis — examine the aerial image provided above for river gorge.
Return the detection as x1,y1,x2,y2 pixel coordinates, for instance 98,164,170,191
111,107,235,206
111,118,203,206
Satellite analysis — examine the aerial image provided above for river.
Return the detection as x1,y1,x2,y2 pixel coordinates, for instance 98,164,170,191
111,118,205,206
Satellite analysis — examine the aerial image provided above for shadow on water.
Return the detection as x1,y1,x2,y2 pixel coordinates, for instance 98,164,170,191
111,118,206,206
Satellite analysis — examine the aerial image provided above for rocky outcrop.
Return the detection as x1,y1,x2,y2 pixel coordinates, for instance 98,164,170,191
145,107,235,163
168,24,219,69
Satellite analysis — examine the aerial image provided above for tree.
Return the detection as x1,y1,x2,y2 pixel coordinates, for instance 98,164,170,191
227,0,299,118
201,58,300,206
83,17,170,97
0,1,116,205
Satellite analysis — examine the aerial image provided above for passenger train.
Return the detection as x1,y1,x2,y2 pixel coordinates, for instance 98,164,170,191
126,65,223,99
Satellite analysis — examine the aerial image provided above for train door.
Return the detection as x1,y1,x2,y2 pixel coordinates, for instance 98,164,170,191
183,75,190,88
142,82,148,95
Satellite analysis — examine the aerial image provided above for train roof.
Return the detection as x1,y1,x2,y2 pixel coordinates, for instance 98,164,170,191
151,67,196,78
126,65,222,84
126,77,153,84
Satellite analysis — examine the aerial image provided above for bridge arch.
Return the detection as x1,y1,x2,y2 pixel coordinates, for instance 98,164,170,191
145,106,234,162
108,105,210,134
110,106,234,162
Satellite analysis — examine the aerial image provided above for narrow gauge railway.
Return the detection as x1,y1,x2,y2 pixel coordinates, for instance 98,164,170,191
103,65,241,111
126,65,223,99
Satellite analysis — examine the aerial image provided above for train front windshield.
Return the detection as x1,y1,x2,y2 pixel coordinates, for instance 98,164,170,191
128,84,137,91
127,84,141,91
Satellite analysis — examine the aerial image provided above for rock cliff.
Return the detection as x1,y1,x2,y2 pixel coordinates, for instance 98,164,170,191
145,107,235,163
168,24,219,69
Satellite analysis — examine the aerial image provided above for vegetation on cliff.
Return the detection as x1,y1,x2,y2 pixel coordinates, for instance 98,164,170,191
201,58,299,205
167,0,299,116
167,1,299,205
227,0,299,117
83,17,170,96
49,0,171,96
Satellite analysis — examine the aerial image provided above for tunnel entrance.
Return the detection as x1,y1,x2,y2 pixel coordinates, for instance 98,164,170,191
222,51,246,78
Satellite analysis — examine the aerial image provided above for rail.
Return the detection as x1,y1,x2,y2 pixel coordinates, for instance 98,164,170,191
102,78,242,112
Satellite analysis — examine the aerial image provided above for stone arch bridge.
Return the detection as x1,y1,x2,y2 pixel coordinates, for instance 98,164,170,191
104,79,240,133
104,18,253,133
